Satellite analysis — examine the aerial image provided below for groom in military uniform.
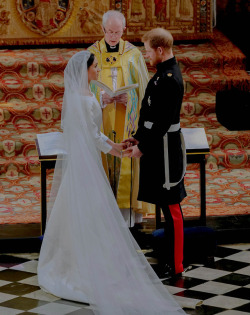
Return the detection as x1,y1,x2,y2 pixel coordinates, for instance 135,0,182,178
124,28,187,278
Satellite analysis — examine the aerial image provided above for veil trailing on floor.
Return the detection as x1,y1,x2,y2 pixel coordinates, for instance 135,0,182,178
37,51,186,315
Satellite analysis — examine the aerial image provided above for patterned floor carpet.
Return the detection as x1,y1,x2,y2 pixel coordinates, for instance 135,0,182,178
0,28,249,225
0,243,250,314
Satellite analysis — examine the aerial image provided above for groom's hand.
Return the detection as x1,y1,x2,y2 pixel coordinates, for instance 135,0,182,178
122,137,139,148
124,145,143,158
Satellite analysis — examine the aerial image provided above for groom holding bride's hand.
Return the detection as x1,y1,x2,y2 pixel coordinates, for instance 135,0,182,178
123,28,187,280
123,137,142,158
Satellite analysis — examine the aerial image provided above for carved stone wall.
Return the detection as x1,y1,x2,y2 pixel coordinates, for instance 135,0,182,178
0,0,213,46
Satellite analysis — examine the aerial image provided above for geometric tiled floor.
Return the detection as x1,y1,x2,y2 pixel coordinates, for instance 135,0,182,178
0,244,250,314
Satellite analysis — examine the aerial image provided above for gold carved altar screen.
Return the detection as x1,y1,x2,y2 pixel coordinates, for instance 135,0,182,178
0,0,213,46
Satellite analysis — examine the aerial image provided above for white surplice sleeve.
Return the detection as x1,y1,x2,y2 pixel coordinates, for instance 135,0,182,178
85,96,112,154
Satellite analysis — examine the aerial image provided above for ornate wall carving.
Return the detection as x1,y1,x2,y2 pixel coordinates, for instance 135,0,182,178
124,0,213,40
0,0,10,36
16,0,73,36
0,0,213,46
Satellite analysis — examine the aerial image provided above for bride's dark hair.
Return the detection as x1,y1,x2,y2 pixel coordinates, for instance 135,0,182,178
87,53,95,69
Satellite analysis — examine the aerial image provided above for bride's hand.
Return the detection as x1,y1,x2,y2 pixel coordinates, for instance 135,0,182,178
113,142,127,151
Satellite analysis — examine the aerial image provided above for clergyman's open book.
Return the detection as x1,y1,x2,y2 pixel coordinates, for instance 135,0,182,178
92,80,138,97
37,132,66,156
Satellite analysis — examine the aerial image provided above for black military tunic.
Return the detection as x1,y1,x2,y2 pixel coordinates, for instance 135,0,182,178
134,57,186,206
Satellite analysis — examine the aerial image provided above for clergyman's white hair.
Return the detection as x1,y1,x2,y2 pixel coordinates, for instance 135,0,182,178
102,10,126,28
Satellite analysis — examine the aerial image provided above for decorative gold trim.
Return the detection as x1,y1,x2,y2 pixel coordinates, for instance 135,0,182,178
39,158,57,161
186,151,210,155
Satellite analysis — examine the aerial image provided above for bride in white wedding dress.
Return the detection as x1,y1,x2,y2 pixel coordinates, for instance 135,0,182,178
37,50,186,315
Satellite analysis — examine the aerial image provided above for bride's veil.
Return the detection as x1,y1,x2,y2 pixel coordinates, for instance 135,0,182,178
47,51,104,219
39,51,186,315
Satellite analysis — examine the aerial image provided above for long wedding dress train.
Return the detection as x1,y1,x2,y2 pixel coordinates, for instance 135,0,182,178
37,51,186,315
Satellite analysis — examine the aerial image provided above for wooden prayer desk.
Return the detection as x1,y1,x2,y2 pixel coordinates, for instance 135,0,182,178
35,135,58,235
36,128,210,234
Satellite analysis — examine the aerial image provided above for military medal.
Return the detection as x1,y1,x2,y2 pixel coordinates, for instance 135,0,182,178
154,77,159,85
